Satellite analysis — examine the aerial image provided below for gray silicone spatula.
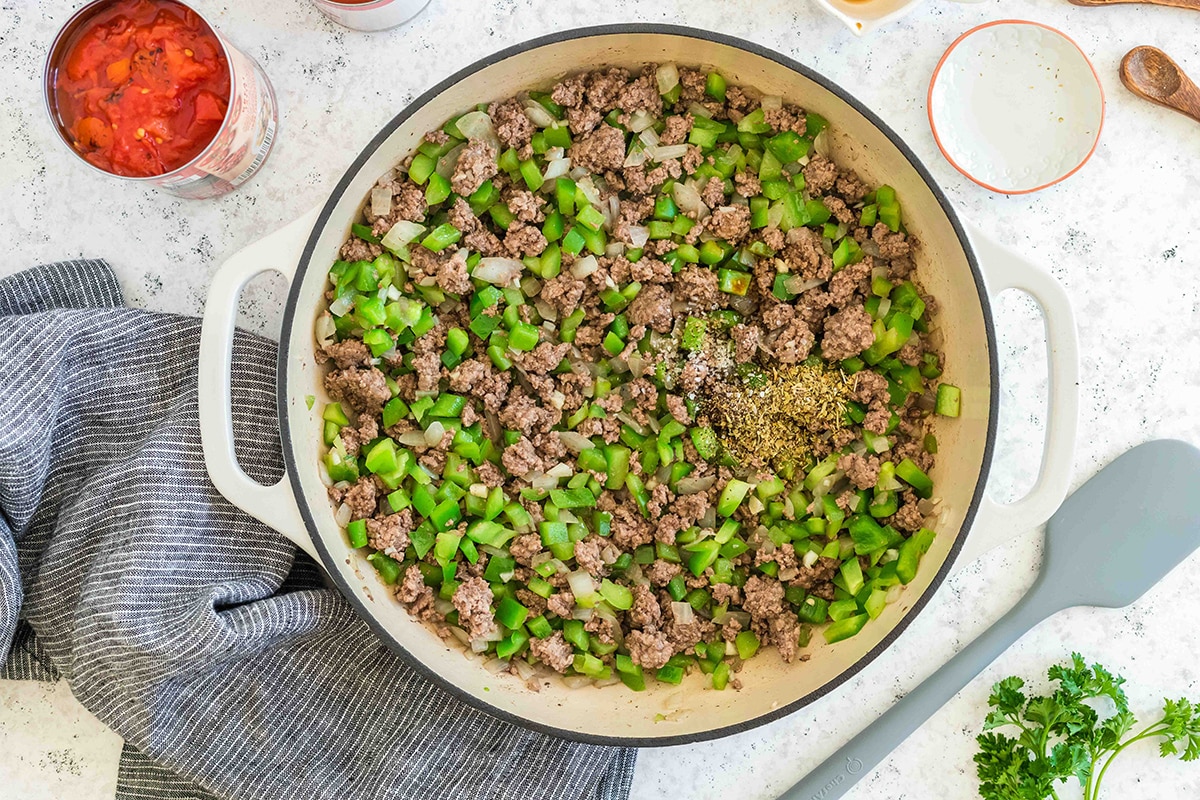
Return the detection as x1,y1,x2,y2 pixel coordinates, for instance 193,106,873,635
781,439,1200,800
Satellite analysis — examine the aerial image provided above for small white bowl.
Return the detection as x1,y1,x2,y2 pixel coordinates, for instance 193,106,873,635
928,20,1105,194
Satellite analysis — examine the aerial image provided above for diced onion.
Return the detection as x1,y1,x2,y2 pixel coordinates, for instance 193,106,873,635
529,471,558,491
627,352,645,378
649,143,689,162
567,570,596,600
370,185,393,219
623,145,648,169
381,220,426,253
687,102,713,119
676,473,717,496
670,601,695,625
638,128,660,149
861,239,883,258
747,496,765,515
424,420,446,446
315,313,336,347
576,177,601,207
605,242,626,258
601,544,621,565
627,225,650,248
918,498,939,515
454,110,501,151
534,299,558,322
435,142,466,180
562,674,593,689
329,295,354,318
699,507,717,530
483,657,509,674
876,297,892,319
449,626,470,646
558,430,595,453
571,254,599,279
784,276,826,295
881,548,899,565
886,584,904,603
767,202,786,229
513,659,536,681
317,460,333,488
375,167,397,187
472,257,525,286
778,566,799,582
802,549,820,568
673,181,704,216
547,462,573,479
814,129,831,158
847,493,863,513
398,431,427,446
335,502,351,527
628,109,657,132
520,97,557,128
656,63,680,94
761,95,783,111
470,639,490,653
543,158,571,181
557,509,579,524
546,146,565,161
813,470,845,498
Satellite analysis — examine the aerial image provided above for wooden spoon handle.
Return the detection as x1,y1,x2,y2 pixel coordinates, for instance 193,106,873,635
1069,0,1200,9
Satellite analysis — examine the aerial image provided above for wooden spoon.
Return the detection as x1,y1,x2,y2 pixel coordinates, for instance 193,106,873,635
1069,0,1200,9
1121,46,1200,124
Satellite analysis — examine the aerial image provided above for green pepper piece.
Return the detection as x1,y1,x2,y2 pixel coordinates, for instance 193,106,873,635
765,130,810,163
599,579,634,610
495,596,529,630
895,458,934,498
684,539,721,577
366,552,402,584
421,223,462,253
717,479,752,517
935,384,961,417
717,268,752,296
705,71,727,101
823,613,869,644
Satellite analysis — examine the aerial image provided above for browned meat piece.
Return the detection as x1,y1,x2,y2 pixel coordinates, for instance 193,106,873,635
546,592,575,618
450,138,498,197
338,413,378,457
435,248,472,295
509,533,543,566
821,306,875,361
626,629,673,670
504,222,548,257
316,338,371,369
855,370,891,406
673,265,721,311
340,237,381,262
584,67,631,111
706,205,751,243
644,559,683,587
530,631,575,673
366,510,415,554
734,170,762,197
539,273,587,315
897,332,923,367
617,71,662,114
700,176,725,208
769,614,803,663
763,105,807,135
488,98,535,152
569,124,627,173
872,222,911,259
452,576,496,639
572,535,607,576
515,341,570,374
836,171,870,203
839,453,881,491
476,461,504,488
505,188,544,223
629,584,662,628
397,564,429,604
627,283,674,333
792,556,840,590
742,575,785,622
666,394,691,425
784,226,834,282
802,154,838,194
501,436,545,477
731,323,762,363
324,367,391,416
659,114,693,145
448,358,510,413
772,319,815,365
890,496,926,532
566,105,603,135
550,75,587,108
341,477,377,521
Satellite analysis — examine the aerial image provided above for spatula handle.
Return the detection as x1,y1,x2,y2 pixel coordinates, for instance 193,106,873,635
778,584,1055,800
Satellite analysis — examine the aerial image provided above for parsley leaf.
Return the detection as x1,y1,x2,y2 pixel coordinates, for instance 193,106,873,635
975,654,1200,800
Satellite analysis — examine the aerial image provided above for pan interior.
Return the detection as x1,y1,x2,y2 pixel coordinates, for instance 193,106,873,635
281,28,995,744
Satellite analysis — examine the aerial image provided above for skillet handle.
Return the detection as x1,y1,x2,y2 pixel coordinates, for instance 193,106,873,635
954,224,1080,570
198,208,322,560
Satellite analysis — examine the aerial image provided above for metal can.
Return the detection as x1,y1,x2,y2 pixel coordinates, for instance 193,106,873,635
311,0,431,32
43,0,278,200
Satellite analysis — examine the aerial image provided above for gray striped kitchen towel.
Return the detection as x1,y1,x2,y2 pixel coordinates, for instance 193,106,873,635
0,260,636,800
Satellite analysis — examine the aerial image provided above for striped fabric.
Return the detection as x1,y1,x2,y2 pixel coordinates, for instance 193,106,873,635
0,261,635,800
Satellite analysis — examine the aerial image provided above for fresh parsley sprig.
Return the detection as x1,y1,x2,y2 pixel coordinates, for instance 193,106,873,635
975,654,1200,800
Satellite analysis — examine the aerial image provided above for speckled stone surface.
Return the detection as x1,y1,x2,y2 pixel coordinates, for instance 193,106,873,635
3,0,1200,798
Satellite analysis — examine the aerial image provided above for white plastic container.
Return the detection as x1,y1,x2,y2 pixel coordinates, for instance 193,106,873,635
311,0,431,32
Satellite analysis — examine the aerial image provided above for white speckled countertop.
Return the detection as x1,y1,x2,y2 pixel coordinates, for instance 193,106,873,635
3,0,1200,798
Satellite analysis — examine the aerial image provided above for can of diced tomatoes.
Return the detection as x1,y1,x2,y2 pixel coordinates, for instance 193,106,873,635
43,0,277,200
310,0,431,32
